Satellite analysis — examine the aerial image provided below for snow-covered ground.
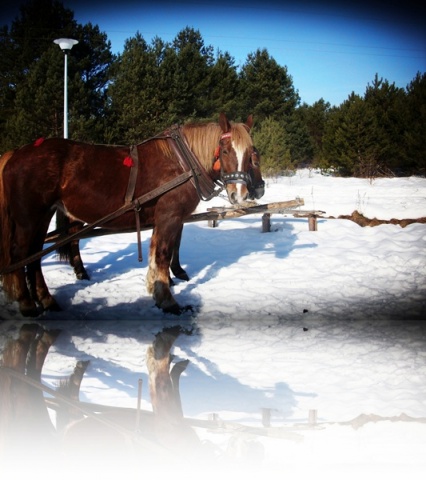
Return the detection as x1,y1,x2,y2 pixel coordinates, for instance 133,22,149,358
1,169,426,478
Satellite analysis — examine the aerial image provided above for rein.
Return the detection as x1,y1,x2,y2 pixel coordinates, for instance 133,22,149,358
122,127,226,261
160,126,225,201
0,171,192,274
0,126,258,274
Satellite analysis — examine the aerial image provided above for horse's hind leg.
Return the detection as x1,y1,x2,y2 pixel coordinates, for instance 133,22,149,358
56,211,89,280
26,214,61,313
26,259,61,313
1,270,38,317
68,237,90,280
3,228,40,316
170,224,189,282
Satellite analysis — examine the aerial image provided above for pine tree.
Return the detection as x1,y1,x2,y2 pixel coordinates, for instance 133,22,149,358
237,49,299,122
404,72,426,174
0,0,114,150
323,93,381,177
364,74,407,172
170,27,214,121
107,33,162,143
5,46,64,145
206,51,239,120
296,99,331,165
252,116,291,176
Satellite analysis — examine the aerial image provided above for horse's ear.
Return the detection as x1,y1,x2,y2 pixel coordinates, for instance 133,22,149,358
245,114,254,131
219,112,231,133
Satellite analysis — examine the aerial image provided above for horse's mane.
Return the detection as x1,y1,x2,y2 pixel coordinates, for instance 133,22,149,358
182,121,253,171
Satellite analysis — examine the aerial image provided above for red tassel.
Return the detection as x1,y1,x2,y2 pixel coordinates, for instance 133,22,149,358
34,137,45,146
123,156,134,167
213,159,221,171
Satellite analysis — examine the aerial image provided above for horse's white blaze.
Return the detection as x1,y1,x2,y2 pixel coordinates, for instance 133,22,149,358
234,143,246,202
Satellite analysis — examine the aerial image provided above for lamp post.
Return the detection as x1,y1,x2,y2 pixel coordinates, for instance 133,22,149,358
54,38,78,139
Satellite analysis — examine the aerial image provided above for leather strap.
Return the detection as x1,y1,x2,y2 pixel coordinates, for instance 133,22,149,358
164,126,223,201
123,145,143,261
124,145,139,204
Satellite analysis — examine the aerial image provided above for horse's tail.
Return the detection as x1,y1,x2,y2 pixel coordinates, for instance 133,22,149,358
0,151,14,271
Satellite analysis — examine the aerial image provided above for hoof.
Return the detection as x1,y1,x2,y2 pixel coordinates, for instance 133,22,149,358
76,270,90,280
19,300,40,317
41,296,62,312
74,264,90,280
162,304,193,316
170,267,190,282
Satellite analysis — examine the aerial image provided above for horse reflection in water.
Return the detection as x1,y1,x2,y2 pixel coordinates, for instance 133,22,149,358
59,327,205,470
0,325,264,475
0,326,205,472
0,113,264,317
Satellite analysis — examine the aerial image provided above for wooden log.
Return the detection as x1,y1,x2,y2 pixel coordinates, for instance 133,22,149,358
308,214,318,231
262,213,271,233
45,198,306,243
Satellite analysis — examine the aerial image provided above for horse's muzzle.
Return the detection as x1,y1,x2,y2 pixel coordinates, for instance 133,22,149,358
248,181,265,200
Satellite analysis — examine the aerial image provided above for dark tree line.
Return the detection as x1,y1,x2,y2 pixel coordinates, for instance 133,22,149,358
1,0,424,177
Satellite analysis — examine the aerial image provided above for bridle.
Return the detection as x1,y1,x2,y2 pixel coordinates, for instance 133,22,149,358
213,133,265,200
247,146,265,199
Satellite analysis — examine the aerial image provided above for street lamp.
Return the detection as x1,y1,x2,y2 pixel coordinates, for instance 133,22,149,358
54,38,78,139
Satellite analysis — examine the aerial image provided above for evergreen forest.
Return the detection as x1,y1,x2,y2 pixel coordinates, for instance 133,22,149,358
1,0,425,177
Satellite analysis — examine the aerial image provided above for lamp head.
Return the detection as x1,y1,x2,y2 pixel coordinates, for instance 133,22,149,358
54,38,78,52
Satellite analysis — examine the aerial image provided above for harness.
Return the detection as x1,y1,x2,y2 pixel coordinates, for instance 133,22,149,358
122,127,266,260
122,127,224,260
0,128,263,274
162,125,225,201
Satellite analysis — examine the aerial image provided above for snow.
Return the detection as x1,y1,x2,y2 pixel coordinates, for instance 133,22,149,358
1,169,426,478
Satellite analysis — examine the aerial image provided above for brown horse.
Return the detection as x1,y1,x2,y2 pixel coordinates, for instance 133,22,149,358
0,113,264,317
57,145,264,282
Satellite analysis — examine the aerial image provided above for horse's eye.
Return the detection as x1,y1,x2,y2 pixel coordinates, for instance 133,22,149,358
251,155,260,167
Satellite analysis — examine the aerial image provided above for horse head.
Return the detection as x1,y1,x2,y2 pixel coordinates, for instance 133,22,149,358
215,113,265,205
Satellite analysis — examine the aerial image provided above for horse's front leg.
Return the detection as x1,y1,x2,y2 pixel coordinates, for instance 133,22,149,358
146,222,189,315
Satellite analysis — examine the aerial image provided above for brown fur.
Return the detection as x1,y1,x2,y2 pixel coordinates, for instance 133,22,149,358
0,151,15,275
0,114,260,317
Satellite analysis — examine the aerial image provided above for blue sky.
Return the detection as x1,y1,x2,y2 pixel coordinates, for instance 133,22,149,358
2,0,425,106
